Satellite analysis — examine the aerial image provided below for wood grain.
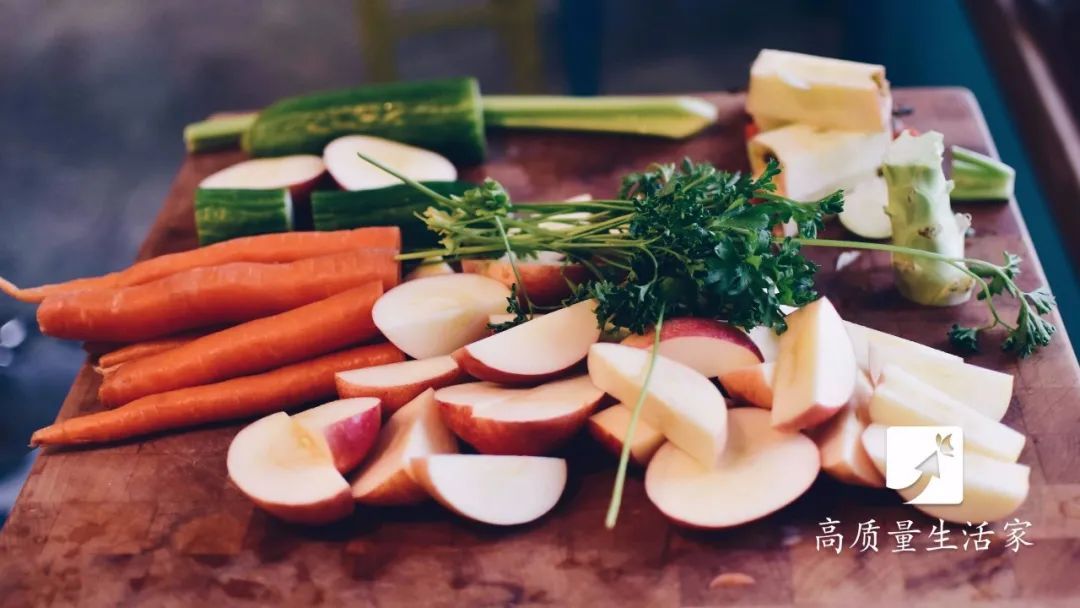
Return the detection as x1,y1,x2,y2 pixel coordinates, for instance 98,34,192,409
1,89,1078,607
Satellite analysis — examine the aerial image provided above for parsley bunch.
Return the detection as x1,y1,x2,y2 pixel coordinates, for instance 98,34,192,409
368,153,1057,358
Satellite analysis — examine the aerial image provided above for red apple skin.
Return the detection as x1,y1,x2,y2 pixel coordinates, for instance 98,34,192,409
461,259,590,306
451,347,582,386
437,397,602,456
320,407,382,474
621,317,763,376
249,489,355,526
718,364,774,409
335,366,467,414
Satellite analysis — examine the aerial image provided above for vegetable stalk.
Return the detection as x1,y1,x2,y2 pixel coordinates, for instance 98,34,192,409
882,131,975,306
481,95,718,139
950,145,1016,200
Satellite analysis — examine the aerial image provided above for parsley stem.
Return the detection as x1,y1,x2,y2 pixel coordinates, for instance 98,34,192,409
605,309,665,530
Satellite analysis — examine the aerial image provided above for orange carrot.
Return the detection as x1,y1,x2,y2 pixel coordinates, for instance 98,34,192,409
1,226,400,303
38,248,400,342
30,343,403,446
94,332,210,376
98,282,385,407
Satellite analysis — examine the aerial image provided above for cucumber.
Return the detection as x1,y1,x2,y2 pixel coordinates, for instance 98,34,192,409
312,181,473,249
243,78,486,165
195,188,293,246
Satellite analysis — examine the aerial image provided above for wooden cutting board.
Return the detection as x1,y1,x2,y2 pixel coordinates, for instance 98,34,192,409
1,89,1078,607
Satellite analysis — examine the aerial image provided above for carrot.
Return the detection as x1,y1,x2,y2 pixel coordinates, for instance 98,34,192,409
98,282,384,407
30,343,403,446
1,226,400,303
38,248,400,342
96,331,211,369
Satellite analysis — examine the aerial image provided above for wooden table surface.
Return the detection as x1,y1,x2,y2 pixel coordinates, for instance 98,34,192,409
2,89,1078,607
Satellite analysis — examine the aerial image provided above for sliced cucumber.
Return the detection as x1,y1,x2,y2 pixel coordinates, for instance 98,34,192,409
839,175,891,239
323,135,457,191
195,188,293,245
311,181,473,249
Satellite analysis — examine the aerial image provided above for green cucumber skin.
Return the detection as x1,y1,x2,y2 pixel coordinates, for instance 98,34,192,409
244,77,486,165
312,181,472,249
195,188,293,246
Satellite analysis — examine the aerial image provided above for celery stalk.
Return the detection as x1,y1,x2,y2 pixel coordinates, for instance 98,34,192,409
950,145,1015,200
481,95,718,139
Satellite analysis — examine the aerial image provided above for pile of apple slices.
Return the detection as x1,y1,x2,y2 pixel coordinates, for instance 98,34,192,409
228,275,1029,528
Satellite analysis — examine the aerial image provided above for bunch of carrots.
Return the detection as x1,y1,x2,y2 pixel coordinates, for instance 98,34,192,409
0,227,408,447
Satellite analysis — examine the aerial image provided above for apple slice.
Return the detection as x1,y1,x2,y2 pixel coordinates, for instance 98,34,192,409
199,155,326,197
453,300,600,384
292,398,382,474
718,362,775,409
350,389,458,506
619,318,763,378
587,343,728,467
868,343,1013,421
772,297,856,431
336,356,465,414
811,372,881,487
409,454,567,525
844,321,961,373
404,257,455,281
645,408,820,529
227,412,353,525
460,251,590,306
436,375,603,455
861,424,1030,523
868,365,1025,462
587,405,665,466
323,135,456,191
373,274,511,359
746,326,781,362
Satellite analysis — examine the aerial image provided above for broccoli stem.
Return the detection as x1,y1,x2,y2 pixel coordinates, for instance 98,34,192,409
882,131,975,306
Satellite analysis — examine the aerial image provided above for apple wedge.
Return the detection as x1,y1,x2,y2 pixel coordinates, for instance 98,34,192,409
336,356,465,414
645,408,820,529
844,321,961,373
746,326,781,362
461,251,590,306
436,376,603,455
861,424,1030,523
587,405,665,466
372,274,511,359
772,297,857,431
409,454,567,525
867,343,1013,421
620,318,763,378
868,365,1025,462
453,300,600,385
718,362,775,409
811,372,882,487
350,389,458,506
200,155,326,198
323,135,456,191
587,343,728,467
227,412,353,525
292,398,382,474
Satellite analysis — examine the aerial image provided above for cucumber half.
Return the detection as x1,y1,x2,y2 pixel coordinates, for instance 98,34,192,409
195,188,293,246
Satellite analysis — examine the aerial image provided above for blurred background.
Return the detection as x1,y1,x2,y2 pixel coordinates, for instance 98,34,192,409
2,0,1078,525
